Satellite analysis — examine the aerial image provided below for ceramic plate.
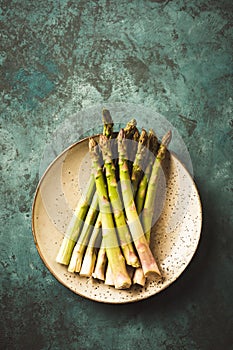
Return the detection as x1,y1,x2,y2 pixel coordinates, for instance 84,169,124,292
32,136,202,303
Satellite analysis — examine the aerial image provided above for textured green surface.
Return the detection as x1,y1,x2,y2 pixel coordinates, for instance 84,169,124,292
1,0,232,349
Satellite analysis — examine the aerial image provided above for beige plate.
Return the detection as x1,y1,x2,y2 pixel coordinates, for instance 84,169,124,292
32,136,202,304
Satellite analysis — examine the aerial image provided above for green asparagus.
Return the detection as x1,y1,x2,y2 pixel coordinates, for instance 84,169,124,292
92,240,107,281
56,108,114,266
68,192,99,273
131,128,148,195
99,134,140,268
135,129,159,214
56,174,95,265
142,130,172,242
133,130,159,286
89,137,131,289
133,130,171,286
79,213,102,277
118,129,161,277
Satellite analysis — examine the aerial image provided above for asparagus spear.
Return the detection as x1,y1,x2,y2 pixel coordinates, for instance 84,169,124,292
142,130,172,242
123,119,139,174
56,108,113,265
105,257,135,287
131,128,148,195
124,118,138,139
99,135,140,268
68,108,114,272
135,129,159,214
68,192,99,272
92,118,139,281
133,130,159,286
56,175,95,265
77,108,115,276
133,130,171,286
128,127,140,165
102,108,114,139
105,263,115,286
89,138,131,289
79,213,102,277
118,129,161,277
92,240,107,281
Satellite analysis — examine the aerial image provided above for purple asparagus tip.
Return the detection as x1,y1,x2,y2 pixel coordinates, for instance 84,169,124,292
162,130,172,147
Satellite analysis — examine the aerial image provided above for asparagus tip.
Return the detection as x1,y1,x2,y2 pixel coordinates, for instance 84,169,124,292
124,119,138,139
133,129,140,142
118,128,125,140
162,130,172,147
148,129,159,154
89,137,97,150
139,128,148,145
102,108,113,124
99,134,108,147
102,109,114,138
127,118,137,127
148,129,155,136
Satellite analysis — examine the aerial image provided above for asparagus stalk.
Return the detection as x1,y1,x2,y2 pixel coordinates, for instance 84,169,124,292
93,118,140,281
118,129,161,277
89,138,131,289
79,213,102,277
68,192,99,273
67,110,114,273
102,108,114,139
123,119,139,173
105,263,115,286
142,130,172,242
56,108,113,266
105,255,135,287
128,127,140,165
92,240,107,281
133,130,159,286
133,131,171,286
56,175,95,265
135,129,159,214
131,128,148,195
99,135,140,268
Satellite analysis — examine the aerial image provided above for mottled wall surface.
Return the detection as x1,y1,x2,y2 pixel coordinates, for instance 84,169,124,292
0,1,232,349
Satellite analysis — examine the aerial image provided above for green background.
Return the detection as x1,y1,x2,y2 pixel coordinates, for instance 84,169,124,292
1,1,232,349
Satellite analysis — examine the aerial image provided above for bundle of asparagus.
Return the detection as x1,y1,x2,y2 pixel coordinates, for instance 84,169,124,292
56,108,171,289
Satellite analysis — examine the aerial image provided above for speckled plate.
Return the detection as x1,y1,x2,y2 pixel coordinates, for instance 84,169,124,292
32,135,202,304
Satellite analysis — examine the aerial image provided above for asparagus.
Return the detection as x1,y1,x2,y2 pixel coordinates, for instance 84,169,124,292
124,118,138,139
133,131,171,286
135,129,159,214
77,108,115,276
128,127,140,165
99,135,140,268
118,129,161,277
79,213,102,277
89,138,131,289
102,108,114,139
131,128,148,195
92,240,107,281
92,118,140,282
105,263,115,286
123,119,139,174
56,108,113,266
68,192,99,272
105,256,135,287
133,130,159,286
68,108,114,273
142,130,172,242
56,175,95,265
